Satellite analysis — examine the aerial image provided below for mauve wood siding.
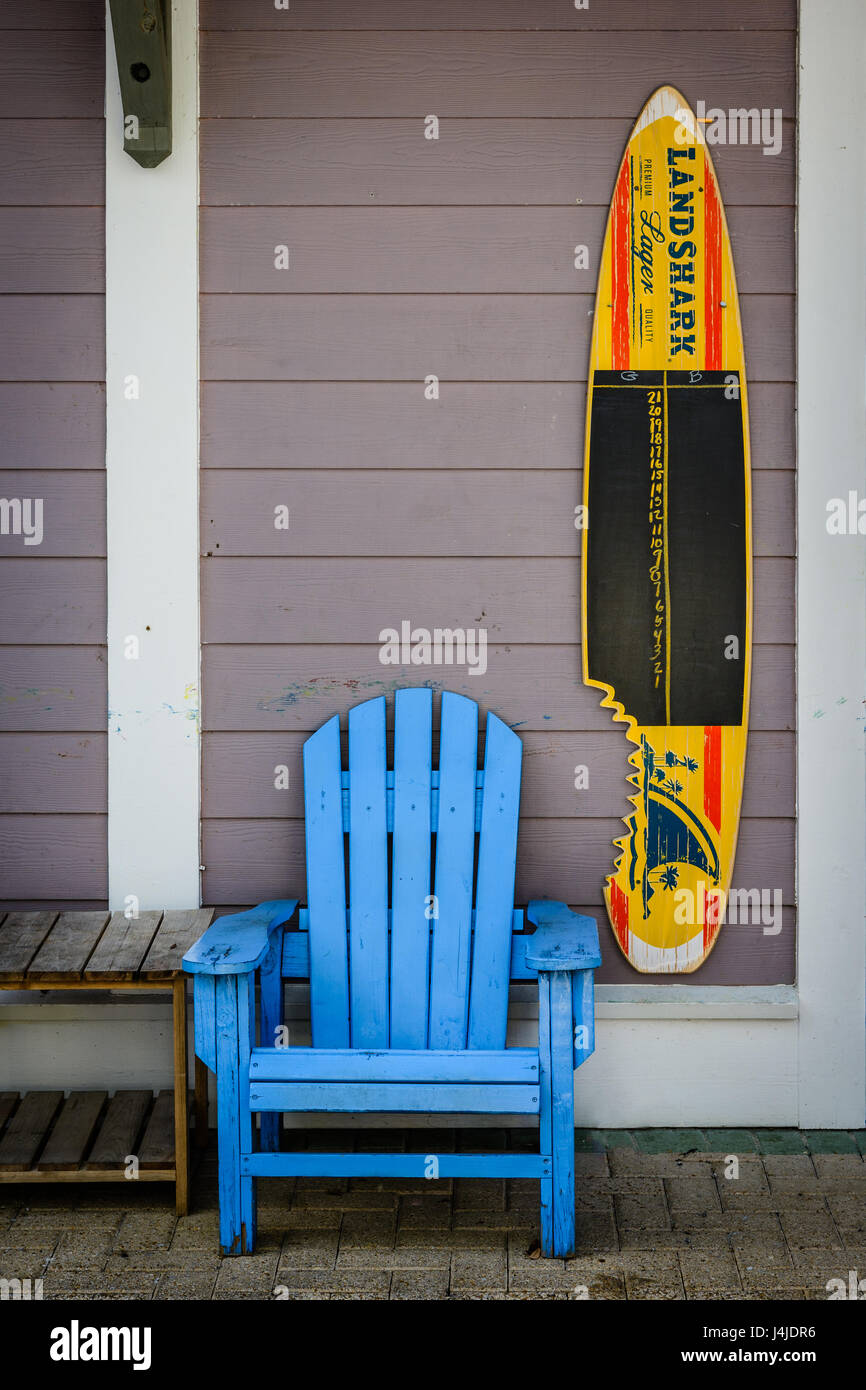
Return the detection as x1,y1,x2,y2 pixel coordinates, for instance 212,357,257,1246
0,3,107,908
199,0,796,983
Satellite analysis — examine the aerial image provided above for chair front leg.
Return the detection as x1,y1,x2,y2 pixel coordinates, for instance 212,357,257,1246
538,969,576,1257
215,974,257,1255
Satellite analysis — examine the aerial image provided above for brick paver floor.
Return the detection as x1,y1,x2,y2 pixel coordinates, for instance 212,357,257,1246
2,1128,864,1300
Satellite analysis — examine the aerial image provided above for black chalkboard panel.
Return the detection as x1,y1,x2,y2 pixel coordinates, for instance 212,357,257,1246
585,370,746,727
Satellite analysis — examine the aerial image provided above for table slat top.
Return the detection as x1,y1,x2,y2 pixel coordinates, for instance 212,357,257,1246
0,909,214,984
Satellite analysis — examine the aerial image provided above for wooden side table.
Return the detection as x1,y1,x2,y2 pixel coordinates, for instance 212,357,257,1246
0,908,213,1214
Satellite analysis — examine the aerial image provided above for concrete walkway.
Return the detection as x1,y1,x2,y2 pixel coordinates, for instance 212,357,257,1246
2,1128,864,1300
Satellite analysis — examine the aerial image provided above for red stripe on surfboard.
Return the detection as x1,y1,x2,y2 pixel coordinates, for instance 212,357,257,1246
611,158,630,369
702,887,722,954
610,879,629,954
703,725,722,833
704,170,723,370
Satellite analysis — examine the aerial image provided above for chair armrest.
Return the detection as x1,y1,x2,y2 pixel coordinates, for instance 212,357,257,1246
182,899,299,976
525,900,602,972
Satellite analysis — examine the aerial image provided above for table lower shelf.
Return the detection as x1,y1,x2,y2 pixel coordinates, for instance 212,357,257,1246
0,1088,181,1183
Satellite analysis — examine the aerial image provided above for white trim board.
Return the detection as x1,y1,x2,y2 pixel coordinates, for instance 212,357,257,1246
105,2,201,910
796,0,866,1127
593,986,798,1021
506,984,797,1021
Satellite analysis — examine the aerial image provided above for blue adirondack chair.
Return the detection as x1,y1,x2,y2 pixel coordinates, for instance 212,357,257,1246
183,689,600,1257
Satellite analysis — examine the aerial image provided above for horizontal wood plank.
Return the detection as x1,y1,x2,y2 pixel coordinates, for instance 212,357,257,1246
0,560,106,643
0,210,103,294
243,1151,550,1178
0,2,103,28
0,296,105,381
0,734,105,813
201,728,794,820
201,117,795,208
201,206,792,295
0,121,104,205
201,293,794,383
200,643,795,734
201,556,794,644
201,468,793,558
0,33,103,118
0,820,107,902
0,646,107,732
0,472,105,557
0,385,106,470
201,32,795,118
202,0,796,30
249,1080,541,1113
201,382,794,473
598,913,795,985
201,816,795,908
249,1047,539,1083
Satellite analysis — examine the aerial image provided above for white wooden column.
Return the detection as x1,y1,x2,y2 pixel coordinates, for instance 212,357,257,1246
105,2,200,910
797,0,866,1125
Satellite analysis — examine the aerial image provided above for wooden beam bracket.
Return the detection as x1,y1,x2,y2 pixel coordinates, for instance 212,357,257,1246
108,0,172,168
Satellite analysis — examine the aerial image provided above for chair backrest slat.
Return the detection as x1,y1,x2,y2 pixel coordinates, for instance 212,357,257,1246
467,712,523,1049
348,695,389,1047
389,688,433,1047
428,692,478,1049
302,714,350,1047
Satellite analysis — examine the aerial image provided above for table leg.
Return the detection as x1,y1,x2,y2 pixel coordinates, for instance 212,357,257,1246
172,976,189,1216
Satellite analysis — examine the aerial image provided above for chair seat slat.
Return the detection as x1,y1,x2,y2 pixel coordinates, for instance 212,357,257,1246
250,1047,539,1084
249,1081,540,1115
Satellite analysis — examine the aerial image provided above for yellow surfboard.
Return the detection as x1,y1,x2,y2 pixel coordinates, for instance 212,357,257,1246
582,86,752,973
